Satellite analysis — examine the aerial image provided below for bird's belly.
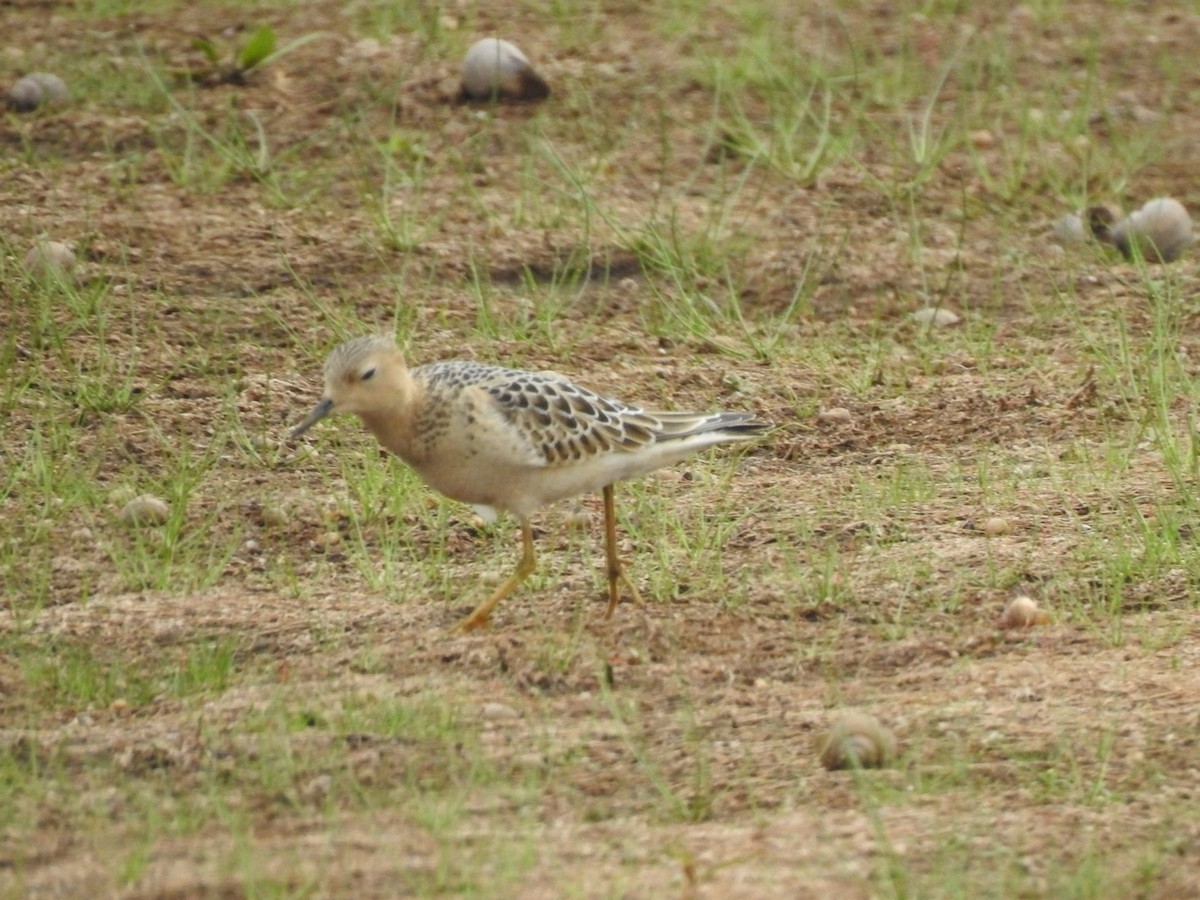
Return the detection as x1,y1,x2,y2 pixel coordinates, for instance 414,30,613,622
411,455,633,519
409,455,532,513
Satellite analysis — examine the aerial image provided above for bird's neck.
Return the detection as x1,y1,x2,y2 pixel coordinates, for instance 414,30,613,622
358,373,421,461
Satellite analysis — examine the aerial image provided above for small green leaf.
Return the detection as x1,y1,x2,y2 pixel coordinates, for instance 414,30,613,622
191,36,220,65
238,25,277,71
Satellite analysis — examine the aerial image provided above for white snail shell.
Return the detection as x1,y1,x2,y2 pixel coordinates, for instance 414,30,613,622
910,307,960,327
1109,198,1193,263
120,494,170,527
818,712,897,770
24,240,77,280
1052,213,1088,245
461,38,550,102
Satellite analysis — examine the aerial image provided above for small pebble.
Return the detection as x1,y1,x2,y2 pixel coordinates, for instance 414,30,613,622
479,701,520,720
7,72,68,112
70,526,95,544
1052,213,1087,245
109,486,138,506
317,531,341,547
564,505,591,532
969,129,996,149
817,407,853,425
911,307,961,327
120,494,170,526
461,38,549,102
261,504,289,527
1001,595,1050,629
300,774,333,803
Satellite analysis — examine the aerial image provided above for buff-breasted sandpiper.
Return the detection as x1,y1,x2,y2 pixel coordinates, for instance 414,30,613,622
292,335,769,630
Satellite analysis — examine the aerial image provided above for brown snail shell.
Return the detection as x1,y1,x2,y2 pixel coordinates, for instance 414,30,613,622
1085,203,1123,243
818,712,897,770
1001,595,1050,629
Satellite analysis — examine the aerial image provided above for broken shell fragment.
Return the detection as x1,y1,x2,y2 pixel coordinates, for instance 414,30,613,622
461,38,549,102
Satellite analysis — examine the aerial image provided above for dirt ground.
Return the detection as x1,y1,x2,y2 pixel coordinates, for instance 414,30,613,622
4,1,1200,897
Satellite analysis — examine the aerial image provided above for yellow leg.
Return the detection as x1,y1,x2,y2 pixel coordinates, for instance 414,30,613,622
456,518,537,632
603,484,644,619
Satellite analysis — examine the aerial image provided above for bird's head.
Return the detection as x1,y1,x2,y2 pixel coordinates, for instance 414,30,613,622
292,335,407,438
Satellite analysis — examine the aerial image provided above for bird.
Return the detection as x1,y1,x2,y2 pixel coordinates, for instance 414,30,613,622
291,335,769,631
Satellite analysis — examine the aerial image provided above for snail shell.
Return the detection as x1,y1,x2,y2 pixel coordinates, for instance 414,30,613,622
1052,213,1088,245
1001,595,1050,629
7,72,68,112
910,307,960,327
120,494,170,526
461,38,550,102
24,240,77,280
1053,204,1121,247
818,712,897,770
1108,198,1193,263
1085,203,1123,243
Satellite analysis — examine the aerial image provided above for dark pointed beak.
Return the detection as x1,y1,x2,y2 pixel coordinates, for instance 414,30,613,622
291,397,334,439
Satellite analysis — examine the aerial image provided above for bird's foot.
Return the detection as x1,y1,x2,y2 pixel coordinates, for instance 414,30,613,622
452,610,492,633
603,568,646,619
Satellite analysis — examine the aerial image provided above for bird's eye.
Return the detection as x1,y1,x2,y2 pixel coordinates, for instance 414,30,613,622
361,367,377,382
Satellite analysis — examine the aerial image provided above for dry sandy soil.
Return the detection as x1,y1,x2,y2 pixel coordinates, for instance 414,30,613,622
3,1,1200,897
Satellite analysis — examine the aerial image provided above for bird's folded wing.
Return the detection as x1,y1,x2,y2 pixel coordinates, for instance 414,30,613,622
481,373,661,467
